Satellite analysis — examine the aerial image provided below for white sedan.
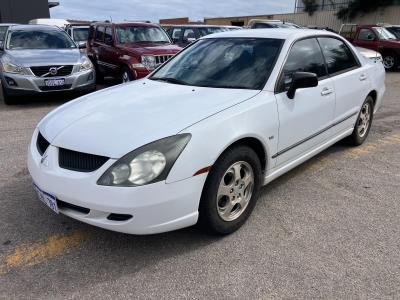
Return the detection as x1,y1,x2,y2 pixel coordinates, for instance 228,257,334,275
28,29,385,235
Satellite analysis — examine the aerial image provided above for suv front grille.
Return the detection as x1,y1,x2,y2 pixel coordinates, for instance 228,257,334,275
58,148,109,172
30,65,74,77
155,55,174,66
37,132,50,155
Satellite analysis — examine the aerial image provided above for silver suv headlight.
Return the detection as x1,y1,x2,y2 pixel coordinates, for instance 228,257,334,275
97,134,191,187
78,57,93,72
1,61,30,75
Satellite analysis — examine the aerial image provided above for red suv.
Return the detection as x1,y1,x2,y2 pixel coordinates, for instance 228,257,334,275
87,22,182,83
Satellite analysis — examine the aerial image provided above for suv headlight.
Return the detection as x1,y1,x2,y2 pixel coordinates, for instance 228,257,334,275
97,134,191,187
2,62,27,74
141,55,157,71
79,57,93,72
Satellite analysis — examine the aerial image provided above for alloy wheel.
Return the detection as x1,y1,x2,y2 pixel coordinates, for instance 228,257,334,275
357,102,371,138
383,56,395,69
216,161,254,222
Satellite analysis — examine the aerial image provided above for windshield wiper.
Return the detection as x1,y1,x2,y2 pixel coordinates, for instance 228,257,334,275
151,77,189,85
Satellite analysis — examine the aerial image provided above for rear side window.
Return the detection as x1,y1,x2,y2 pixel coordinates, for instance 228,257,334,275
95,26,104,42
280,38,327,91
171,28,182,40
183,29,195,40
318,37,359,75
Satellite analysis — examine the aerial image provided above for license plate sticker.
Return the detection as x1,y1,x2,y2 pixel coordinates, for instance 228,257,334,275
44,78,65,87
33,183,59,214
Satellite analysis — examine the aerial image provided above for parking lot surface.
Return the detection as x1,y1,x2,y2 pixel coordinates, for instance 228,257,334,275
0,75,399,299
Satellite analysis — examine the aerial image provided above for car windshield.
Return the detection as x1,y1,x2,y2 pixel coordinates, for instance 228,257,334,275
198,27,226,37
116,26,170,44
254,22,297,29
374,27,397,40
0,26,9,42
73,27,89,42
6,29,76,50
150,38,283,90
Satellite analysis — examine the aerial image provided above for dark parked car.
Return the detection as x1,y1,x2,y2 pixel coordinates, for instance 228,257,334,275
339,24,400,70
247,19,301,29
164,25,241,47
87,22,182,83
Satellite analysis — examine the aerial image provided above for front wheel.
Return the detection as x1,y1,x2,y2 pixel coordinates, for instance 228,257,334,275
198,145,262,235
383,54,397,71
121,67,133,83
347,96,374,146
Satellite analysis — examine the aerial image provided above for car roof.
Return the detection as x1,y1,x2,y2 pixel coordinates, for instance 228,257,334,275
7,24,63,31
0,23,18,27
91,22,158,27
201,28,337,40
163,24,240,28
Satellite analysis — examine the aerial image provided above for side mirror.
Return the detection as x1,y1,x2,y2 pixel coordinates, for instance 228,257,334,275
287,72,318,99
78,41,87,49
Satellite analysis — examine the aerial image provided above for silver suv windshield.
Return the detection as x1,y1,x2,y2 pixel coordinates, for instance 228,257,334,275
116,26,170,44
150,38,283,90
73,28,89,42
7,29,76,50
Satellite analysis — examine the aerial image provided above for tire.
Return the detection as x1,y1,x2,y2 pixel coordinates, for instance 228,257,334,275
121,67,133,83
93,61,104,84
346,96,374,146
383,53,397,71
198,145,262,235
2,85,16,105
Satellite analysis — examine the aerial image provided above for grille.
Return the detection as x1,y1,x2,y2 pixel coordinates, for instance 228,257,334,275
155,55,174,66
59,148,109,172
30,65,74,77
37,132,50,155
39,84,72,92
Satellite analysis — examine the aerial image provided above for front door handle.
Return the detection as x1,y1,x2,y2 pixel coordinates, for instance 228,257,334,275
321,88,334,96
360,74,368,81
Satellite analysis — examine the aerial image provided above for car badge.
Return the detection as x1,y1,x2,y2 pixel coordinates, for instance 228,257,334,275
49,67,58,76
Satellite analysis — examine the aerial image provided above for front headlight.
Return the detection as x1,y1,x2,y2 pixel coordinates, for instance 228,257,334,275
79,57,93,72
141,55,157,70
97,134,191,187
2,62,26,74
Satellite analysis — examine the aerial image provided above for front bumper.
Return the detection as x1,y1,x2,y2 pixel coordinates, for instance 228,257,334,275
27,130,205,235
1,69,95,96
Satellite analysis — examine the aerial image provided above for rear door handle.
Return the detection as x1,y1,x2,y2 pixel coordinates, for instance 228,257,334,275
360,74,368,81
321,88,334,96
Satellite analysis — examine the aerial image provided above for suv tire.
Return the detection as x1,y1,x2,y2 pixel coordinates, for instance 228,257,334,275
347,96,374,146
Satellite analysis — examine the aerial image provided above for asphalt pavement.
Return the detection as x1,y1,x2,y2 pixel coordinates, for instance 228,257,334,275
0,75,399,299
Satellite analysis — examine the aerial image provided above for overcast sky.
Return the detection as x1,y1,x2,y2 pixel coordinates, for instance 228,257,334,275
51,0,296,22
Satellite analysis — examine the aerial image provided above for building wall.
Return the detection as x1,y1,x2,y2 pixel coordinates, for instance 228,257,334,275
205,5,400,32
0,0,50,23
295,0,351,12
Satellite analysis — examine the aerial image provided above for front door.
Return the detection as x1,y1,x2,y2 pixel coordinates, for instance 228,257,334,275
274,38,336,166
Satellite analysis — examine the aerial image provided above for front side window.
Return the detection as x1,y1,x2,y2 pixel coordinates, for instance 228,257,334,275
116,26,170,44
183,29,196,40
6,30,76,50
95,26,104,42
318,37,359,75
280,38,327,91
104,27,113,44
171,28,182,40
358,28,376,41
150,38,283,90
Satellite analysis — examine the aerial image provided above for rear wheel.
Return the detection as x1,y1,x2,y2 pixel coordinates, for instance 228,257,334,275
198,145,262,235
383,53,397,71
347,96,374,146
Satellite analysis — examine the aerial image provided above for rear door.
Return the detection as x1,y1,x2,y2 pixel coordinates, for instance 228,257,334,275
93,26,106,73
274,37,335,165
318,37,370,130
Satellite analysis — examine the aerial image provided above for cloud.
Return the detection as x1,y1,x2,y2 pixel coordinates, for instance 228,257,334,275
51,0,296,22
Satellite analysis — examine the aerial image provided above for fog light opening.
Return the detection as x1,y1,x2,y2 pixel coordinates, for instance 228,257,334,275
5,77,17,87
107,213,133,222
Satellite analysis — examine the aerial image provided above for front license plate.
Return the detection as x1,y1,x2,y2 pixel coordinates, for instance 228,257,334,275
44,78,65,87
33,183,59,214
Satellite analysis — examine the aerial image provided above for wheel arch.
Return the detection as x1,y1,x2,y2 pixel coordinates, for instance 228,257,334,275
367,90,377,108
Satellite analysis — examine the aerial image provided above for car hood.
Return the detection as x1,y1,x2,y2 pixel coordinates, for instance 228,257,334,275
5,49,82,67
117,43,182,55
38,79,260,158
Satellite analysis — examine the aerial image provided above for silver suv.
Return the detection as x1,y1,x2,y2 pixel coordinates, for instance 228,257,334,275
0,25,95,104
